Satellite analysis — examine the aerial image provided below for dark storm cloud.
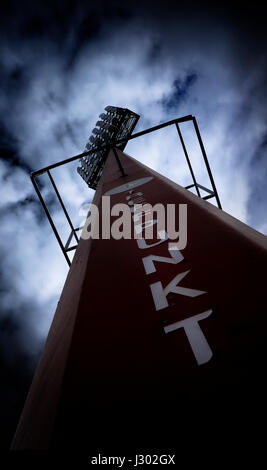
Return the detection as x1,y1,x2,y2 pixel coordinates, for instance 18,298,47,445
247,135,267,230
0,124,32,173
160,74,198,112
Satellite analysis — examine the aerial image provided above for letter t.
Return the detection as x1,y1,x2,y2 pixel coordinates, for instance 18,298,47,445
164,310,213,365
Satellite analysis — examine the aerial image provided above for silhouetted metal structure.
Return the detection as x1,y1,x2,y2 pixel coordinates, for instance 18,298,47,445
30,111,221,265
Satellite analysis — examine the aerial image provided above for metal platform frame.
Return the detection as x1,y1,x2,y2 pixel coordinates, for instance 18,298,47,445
31,114,222,266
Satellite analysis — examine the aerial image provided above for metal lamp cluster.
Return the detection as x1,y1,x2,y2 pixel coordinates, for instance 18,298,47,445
77,106,139,189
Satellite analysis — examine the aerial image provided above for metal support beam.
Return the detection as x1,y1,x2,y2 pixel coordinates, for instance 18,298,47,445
112,147,127,177
196,183,214,195
66,245,78,253
30,175,71,266
47,170,79,244
203,194,215,201
192,117,222,209
175,123,201,197
31,115,193,177
65,230,74,251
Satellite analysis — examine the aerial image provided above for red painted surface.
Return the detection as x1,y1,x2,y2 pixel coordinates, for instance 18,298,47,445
13,149,267,450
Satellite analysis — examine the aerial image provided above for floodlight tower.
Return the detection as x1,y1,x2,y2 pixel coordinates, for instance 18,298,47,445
12,106,267,451
77,106,139,188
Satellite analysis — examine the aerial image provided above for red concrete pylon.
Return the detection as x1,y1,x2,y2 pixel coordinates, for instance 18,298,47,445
12,148,267,450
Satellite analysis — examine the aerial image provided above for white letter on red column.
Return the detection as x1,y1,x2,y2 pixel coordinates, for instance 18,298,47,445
164,310,213,365
150,270,206,310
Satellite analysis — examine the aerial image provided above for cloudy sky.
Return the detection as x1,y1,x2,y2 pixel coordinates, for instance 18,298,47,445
0,0,266,448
